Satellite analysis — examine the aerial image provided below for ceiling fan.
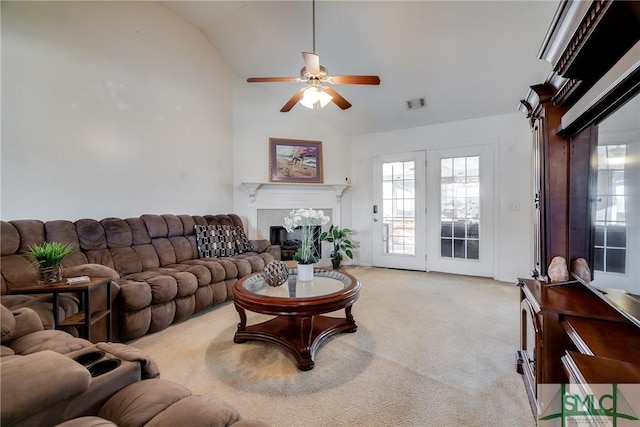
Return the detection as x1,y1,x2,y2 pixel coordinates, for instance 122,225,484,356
246,0,380,112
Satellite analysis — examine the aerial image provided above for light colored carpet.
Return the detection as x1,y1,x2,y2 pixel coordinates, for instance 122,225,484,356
129,266,535,427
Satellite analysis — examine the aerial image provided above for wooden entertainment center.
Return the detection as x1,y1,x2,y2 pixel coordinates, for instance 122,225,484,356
517,0,640,421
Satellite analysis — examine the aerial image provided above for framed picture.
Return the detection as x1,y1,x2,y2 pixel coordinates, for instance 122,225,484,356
269,138,323,183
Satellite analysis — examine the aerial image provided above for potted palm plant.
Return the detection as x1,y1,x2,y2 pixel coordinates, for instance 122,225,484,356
320,225,355,269
25,241,74,284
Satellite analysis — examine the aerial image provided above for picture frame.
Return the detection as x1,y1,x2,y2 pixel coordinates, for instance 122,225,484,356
269,138,323,183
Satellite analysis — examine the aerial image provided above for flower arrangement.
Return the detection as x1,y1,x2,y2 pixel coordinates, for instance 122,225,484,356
284,208,330,264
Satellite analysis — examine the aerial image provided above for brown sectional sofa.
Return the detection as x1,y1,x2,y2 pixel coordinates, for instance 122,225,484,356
1,214,280,341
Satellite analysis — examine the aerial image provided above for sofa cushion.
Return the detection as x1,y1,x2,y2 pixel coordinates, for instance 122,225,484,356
75,219,107,251
1,304,16,343
9,330,92,355
54,416,118,427
45,221,89,267
145,394,241,427
195,225,236,258
142,215,168,239
132,245,160,270
2,306,43,344
152,238,177,266
98,379,191,427
1,221,20,256
1,350,92,426
111,248,143,276
10,220,46,253
126,218,152,245
178,215,196,236
102,218,134,249
1,255,39,288
163,214,184,237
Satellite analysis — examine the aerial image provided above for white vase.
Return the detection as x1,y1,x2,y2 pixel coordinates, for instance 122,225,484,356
297,263,314,281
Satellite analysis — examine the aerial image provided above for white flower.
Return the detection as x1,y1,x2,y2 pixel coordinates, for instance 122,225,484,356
282,208,332,264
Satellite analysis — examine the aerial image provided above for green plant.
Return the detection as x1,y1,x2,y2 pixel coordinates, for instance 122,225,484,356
319,225,355,267
25,241,74,268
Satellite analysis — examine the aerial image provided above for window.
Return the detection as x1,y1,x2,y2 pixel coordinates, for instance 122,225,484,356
594,145,627,274
440,156,480,260
382,161,415,255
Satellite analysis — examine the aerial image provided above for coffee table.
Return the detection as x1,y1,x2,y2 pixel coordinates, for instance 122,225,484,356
232,268,361,371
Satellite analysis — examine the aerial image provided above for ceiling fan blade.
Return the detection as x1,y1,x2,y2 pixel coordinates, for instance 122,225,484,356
324,87,352,110
280,89,305,112
247,77,298,83
302,52,320,75
330,75,381,85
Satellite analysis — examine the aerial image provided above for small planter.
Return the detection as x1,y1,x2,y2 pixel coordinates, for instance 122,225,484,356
297,263,314,281
38,266,63,284
331,252,342,270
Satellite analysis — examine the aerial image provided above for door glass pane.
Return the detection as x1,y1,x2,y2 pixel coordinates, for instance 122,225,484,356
595,144,627,274
440,156,480,260
382,161,415,255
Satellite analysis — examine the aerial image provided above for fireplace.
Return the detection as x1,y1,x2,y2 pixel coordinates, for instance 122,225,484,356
270,226,322,261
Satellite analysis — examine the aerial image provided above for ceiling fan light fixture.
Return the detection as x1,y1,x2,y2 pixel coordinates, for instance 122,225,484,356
300,85,332,109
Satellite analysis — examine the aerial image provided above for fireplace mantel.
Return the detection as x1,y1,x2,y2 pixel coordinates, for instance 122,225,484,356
241,182,349,204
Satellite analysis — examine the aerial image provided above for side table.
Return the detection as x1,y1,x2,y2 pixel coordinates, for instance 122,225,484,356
8,277,112,342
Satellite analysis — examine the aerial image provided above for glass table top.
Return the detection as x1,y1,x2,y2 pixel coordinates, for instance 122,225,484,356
242,270,352,299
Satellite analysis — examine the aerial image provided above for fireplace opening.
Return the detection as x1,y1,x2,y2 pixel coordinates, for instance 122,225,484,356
270,226,322,261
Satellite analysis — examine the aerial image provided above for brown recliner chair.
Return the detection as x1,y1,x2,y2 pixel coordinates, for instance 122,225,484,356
1,305,270,427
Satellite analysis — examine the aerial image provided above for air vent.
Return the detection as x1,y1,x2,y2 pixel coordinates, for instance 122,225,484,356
406,97,427,111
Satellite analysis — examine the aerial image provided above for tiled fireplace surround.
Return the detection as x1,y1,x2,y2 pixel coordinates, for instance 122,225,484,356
241,183,349,265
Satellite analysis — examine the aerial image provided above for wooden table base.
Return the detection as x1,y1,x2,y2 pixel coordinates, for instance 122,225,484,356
234,307,357,371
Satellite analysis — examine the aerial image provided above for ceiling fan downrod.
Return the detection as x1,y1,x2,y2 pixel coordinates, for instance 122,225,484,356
312,0,316,55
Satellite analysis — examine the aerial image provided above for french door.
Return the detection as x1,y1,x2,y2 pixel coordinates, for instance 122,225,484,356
372,152,426,270
371,147,494,276
426,146,495,277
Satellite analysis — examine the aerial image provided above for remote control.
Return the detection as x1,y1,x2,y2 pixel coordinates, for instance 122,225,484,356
66,276,91,285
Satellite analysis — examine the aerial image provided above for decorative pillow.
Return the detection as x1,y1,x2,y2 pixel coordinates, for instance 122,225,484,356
233,226,253,253
194,225,237,258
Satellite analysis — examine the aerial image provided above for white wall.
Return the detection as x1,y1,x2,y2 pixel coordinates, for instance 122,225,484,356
351,113,534,282
1,2,235,221
232,80,353,232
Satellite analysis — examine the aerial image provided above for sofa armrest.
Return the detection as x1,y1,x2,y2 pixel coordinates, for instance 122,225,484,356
1,304,44,345
63,264,120,280
8,307,44,340
1,350,91,425
249,240,281,261
263,245,281,261
249,239,271,253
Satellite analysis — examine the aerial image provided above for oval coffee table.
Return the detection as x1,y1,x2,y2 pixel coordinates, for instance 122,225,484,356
232,268,361,371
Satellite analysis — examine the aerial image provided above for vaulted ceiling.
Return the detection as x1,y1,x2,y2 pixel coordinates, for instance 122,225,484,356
164,1,559,136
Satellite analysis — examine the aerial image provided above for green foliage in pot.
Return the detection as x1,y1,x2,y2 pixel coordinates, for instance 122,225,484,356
25,241,74,268
319,225,355,268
